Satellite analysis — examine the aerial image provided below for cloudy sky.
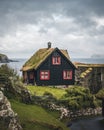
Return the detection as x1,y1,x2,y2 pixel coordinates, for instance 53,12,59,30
0,0,104,58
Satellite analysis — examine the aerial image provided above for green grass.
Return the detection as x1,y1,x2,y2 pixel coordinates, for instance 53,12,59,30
10,99,70,130
26,86,67,99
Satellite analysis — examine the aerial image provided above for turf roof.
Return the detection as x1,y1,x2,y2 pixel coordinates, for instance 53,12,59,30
74,62,104,68
21,48,70,71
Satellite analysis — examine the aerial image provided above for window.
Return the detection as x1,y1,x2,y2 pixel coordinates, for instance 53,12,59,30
63,70,72,80
52,56,61,65
29,72,34,79
40,70,50,80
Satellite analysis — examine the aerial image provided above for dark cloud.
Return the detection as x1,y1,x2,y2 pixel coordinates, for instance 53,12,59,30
0,0,104,31
0,0,104,57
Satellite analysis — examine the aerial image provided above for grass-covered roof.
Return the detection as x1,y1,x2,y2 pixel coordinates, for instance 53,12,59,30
74,62,104,68
21,48,70,71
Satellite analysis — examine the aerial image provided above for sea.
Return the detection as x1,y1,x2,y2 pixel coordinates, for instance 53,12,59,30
0,58,27,76
0,58,104,76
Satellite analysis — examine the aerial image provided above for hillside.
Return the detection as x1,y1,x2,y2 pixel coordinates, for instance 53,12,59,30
10,100,69,130
0,53,18,63
0,53,9,63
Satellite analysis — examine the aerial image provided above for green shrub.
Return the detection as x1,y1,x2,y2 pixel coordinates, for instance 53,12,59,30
0,64,26,101
96,88,104,99
0,64,18,77
61,86,98,110
32,91,57,108
0,64,19,90
27,86,100,111
68,100,80,110
57,98,69,107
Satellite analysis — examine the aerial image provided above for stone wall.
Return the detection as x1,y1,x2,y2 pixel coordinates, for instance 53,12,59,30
0,91,22,130
50,104,102,120
75,66,104,93
69,107,101,119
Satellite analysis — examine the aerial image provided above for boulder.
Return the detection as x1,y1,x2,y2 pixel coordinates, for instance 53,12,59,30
0,91,22,130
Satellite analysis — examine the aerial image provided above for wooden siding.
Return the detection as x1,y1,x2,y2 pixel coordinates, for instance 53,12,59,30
35,50,75,86
23,70,35,84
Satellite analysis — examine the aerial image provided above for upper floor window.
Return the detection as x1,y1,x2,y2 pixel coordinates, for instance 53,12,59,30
40,70,50,80
52,56,61,65
63,70,72,80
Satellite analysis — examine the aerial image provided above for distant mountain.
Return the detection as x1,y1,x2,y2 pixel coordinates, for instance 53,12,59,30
91,54,104,58
0,53,18,63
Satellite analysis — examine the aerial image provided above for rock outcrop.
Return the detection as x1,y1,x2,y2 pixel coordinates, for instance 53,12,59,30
50,103,101,120
0,53,18,63
0,53,9,63
0,91,22,130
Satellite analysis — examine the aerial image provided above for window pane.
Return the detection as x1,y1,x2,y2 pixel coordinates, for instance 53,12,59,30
52,56,61,65
63,70,72,80
40,70,50,80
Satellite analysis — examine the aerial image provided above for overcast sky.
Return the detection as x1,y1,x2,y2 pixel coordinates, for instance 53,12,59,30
0,0,104,58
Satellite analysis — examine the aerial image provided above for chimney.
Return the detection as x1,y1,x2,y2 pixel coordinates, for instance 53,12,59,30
47,42,51,49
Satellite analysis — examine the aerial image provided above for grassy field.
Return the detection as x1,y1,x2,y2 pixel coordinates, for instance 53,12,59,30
10,99,70,130
10,85,98,130
26,85,67,99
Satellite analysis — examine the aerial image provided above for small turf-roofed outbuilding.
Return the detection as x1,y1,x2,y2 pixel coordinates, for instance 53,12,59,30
21,42,76,86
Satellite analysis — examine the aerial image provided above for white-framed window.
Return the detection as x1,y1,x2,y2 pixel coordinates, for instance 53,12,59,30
40,70,50,80
52,56,61,65
63,70,72,80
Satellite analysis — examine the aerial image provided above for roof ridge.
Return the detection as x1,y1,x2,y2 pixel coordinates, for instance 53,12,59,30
21,47,72,71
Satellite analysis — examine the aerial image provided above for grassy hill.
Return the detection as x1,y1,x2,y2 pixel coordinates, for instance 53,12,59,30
26,85,101,110
2,85,102,130
10,99,69,130
10,86,70,130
